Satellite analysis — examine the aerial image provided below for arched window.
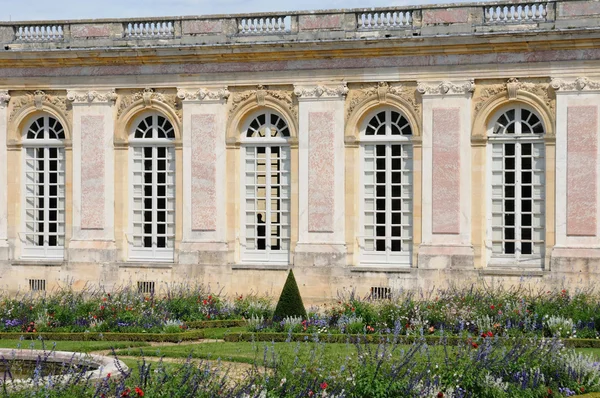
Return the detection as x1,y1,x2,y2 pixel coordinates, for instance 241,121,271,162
488,106,545,264
241,110,291,263
129,114,176,261
22,115,66,259
360,108,413,265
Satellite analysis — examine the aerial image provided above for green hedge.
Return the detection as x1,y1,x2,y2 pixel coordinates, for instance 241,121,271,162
0,329,205,342
186,320,246,329
224,332,600,348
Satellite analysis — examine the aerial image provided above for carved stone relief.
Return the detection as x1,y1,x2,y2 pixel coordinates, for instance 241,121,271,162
416,79,475,96
0,90,10,109
67,89,118,104
550,77,600,92
293,83,348,99
228,85,297,122
345,82,420,120
473,78,555,117
9,90,71,123
177,87,230,102
116,88,182,122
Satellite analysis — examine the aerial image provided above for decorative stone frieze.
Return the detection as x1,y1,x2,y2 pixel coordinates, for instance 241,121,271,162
117,88,182,122
417,80,475,96
346,82,420,119
9,90,70,122
0,91,10,109
474,78,555,117
229,85,297,120
550,77,600,92
67,90,117,104
293,83,348,100
176,87,230,102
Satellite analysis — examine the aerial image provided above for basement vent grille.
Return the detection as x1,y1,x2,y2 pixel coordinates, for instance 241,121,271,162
29,279,46,292
370,286,391,300
137,281,155,294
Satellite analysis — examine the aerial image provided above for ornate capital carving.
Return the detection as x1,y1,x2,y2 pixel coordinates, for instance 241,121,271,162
550,77,600,92
117,88,181,122
67,89,117,104
474,78,554,116
229,85,297,121
417,80,475,96
0,90,10,109
177,87,230,102
346,82,420,120
293,83,348,100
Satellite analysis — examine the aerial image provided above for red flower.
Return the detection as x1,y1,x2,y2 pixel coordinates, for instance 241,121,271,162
580,387,585,392
490,305,495,310
437,393,444,398
308,391,314,397
121,388,131,397
202,300,208,305
487,331,494,337
471,342,478,349
320,382,328,390
135,386,144,397
106,373,111,378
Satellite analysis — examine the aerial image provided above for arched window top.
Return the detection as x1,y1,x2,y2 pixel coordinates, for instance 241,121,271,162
131,114,175,142
243,110,290,141
361,108,412,139
24,115,65,143
491,106,545,136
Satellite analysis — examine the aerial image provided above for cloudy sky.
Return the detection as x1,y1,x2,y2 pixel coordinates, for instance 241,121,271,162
3,0,484,21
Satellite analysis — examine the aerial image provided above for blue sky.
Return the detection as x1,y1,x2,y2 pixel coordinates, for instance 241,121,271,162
3,0,483,21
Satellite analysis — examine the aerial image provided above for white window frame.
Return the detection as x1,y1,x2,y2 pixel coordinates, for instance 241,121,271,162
20,115,66,260
128,113,176,262
240,110,291,264
486,105,546,267
358,107,413,266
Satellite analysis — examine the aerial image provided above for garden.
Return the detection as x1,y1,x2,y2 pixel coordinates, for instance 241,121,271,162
2,271,600,396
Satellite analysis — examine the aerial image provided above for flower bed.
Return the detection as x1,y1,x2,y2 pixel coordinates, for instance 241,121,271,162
248,287,600,340
0,285,269,334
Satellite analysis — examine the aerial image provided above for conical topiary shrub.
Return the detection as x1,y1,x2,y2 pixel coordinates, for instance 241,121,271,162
273,270,307,321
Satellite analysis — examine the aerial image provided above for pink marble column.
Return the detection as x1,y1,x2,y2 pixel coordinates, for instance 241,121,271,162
567,106,598,236
308,111,335,232
432,108,461,234
191,114,217,231
80,115,105,230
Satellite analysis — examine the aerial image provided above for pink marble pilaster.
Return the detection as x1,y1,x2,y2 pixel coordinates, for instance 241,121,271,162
432,108,461,234
80,115,105,230
567,106,598,236
308,111,335,232
191,114,217,231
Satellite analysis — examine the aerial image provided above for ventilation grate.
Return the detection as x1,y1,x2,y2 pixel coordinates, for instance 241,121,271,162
137,281,155,295
29,279,46,292
370,286,391,300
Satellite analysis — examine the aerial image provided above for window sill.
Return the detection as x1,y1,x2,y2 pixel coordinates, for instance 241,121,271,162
479,268,545,277
118,262,173,269
231,263,290,271
12,260,64,267
351,266,413,273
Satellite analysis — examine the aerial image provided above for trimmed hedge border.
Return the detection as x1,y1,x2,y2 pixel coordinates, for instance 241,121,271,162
186,320,246,329
0,329,204,342
224,332,600,348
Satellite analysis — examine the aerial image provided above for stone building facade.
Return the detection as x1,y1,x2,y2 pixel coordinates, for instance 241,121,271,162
0,0,599,302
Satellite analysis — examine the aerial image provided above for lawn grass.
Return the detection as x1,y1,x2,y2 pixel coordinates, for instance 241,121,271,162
0,339,150,353
201,326,245,339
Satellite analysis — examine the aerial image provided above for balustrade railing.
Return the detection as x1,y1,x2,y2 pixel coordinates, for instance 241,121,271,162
357,10,413,29
237,16,291,34
485,3,548,23
14,25,64,41
123,21,175,38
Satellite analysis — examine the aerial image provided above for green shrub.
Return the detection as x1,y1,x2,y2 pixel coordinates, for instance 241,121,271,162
273,270,307,321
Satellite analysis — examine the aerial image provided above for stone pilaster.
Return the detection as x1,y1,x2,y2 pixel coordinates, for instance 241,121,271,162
67,89,117,262
0,90,10,258
177,87,230,266
417,80,474,269
293,83,348,267
551,77,600,267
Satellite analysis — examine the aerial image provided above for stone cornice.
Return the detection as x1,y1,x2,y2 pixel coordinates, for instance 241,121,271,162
0,91,10,109
293,83,348,100
67,89,117,104
176,87,230,102
550,77,600,92
417,80,475,96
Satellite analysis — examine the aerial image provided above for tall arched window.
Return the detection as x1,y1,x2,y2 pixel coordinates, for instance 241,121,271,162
488,106,545,264
22,115,66,259
129,113,176,261
241,110,291,263
360,108,413,265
